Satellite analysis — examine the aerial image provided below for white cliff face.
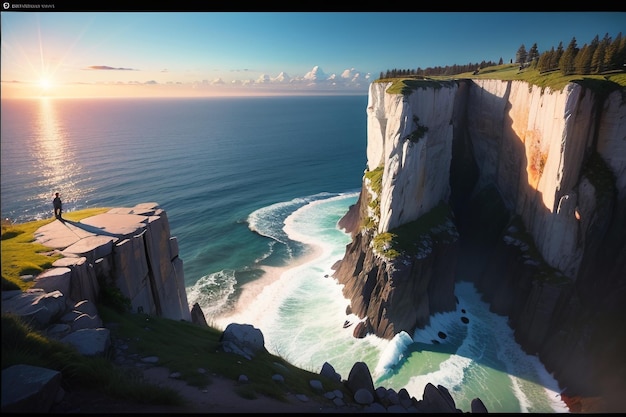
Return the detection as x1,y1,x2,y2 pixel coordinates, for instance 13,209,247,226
468,80,590,212
365,82,390,170
469,80,602,278
367,81,458,233
597,89,626,200
368,79,625,279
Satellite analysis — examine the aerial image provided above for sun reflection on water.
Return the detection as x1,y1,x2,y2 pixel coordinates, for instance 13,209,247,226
33,98,88,215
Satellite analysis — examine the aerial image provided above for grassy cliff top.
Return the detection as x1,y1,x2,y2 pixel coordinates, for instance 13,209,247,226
379,64,626,95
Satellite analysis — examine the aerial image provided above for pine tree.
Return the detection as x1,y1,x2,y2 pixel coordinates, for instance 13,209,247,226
537,51,546,72
619,33,626,71
560,37,578,75
575,44,593,74
537,48,553,72
616,32,626,72
527,43,540,67
604,33,619,71
515,44,528,64
549,42,564,70
591,38,608,73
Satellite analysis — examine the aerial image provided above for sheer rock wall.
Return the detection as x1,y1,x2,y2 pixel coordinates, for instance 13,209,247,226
333,79,626,399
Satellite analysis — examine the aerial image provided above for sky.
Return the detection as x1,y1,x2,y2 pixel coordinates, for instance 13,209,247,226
1,9,624,99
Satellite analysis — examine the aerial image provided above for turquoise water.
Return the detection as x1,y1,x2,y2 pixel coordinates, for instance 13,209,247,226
1,96,569,412
205,192,568,413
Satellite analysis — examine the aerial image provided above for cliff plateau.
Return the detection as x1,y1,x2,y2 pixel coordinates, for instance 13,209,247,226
19,203,191,323
332,78,626,403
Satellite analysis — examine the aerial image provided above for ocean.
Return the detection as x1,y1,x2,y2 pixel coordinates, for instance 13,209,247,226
0,96,569,413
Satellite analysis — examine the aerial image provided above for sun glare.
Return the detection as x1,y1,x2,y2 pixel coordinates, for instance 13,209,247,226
39,77,53,91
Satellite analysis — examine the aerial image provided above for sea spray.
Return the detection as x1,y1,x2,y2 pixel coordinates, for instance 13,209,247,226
374,331,414,379
187,270,237,318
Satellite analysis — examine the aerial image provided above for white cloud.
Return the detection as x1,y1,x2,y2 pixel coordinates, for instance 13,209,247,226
292,66,371,90
126,64,370,93
272,72,291,83
256,74,271,83
302,65,329,81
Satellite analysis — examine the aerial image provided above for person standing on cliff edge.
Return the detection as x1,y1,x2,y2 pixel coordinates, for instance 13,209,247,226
53,192,63,220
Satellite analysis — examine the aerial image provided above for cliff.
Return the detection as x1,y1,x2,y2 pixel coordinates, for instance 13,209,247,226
27,202,191,322
333,78,626,401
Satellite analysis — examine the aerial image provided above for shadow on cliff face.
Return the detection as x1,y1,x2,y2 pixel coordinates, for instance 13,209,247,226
448,80,626,410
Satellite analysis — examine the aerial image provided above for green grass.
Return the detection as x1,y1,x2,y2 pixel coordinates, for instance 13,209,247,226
382,78,455,96
99,306,344,402
364,165,384,196
378,64,626,95
1,207,110,291
451,64,626,91
2,218,61,291
2,312,186,406
1,211,349,408
361,165,384,230
372,202,455,260
372,232,401,259
1,305,346,408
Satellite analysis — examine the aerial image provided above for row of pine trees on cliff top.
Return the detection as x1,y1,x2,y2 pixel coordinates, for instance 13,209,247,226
380,32,626,79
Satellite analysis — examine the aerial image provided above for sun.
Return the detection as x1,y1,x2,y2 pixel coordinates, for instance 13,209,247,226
39,77,54,91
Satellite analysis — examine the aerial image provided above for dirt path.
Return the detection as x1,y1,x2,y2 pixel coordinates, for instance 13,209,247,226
50,364,360,413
